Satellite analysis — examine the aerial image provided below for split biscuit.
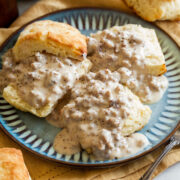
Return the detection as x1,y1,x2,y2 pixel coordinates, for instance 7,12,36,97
3,58,92,117
13,20,87,61
88,24,166,76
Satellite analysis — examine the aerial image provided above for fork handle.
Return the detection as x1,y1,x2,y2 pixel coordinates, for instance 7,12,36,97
139,137,177,180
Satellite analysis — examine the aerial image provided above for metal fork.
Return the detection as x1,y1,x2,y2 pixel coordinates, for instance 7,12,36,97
140,130,180,180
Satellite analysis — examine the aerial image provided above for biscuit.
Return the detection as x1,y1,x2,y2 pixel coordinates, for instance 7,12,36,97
110,25,166,76
13,20,87,61
0,148,30,180
88,24,166,76
121,104,151,136
3,58,92,117
57,70,152,137
52,70,152,157
124,0,180,21
3,84,54,117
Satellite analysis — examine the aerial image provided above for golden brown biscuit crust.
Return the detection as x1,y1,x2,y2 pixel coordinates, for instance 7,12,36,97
124,0,180,21
0,148,30,180
13,20,87,61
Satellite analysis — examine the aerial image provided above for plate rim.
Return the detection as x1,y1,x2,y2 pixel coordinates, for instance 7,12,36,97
0,7,180,167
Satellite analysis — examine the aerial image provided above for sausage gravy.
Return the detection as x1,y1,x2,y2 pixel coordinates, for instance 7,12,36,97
87,29,168,104
0,50,83,109
52,70,150,160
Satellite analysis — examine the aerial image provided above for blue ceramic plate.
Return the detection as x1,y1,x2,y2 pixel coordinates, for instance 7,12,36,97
0,8,180,167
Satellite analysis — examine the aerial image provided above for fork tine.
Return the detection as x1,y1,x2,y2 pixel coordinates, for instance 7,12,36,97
174,129,180,140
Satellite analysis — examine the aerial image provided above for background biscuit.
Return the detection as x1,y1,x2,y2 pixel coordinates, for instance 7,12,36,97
0,148,30,180
124,0,180,21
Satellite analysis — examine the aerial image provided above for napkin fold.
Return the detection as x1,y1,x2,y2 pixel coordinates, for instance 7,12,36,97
0,0,180,179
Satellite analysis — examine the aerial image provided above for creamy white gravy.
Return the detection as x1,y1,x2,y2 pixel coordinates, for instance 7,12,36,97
46,93,71,127
87,28,168,104
0,50,82,109
52,70,150,160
